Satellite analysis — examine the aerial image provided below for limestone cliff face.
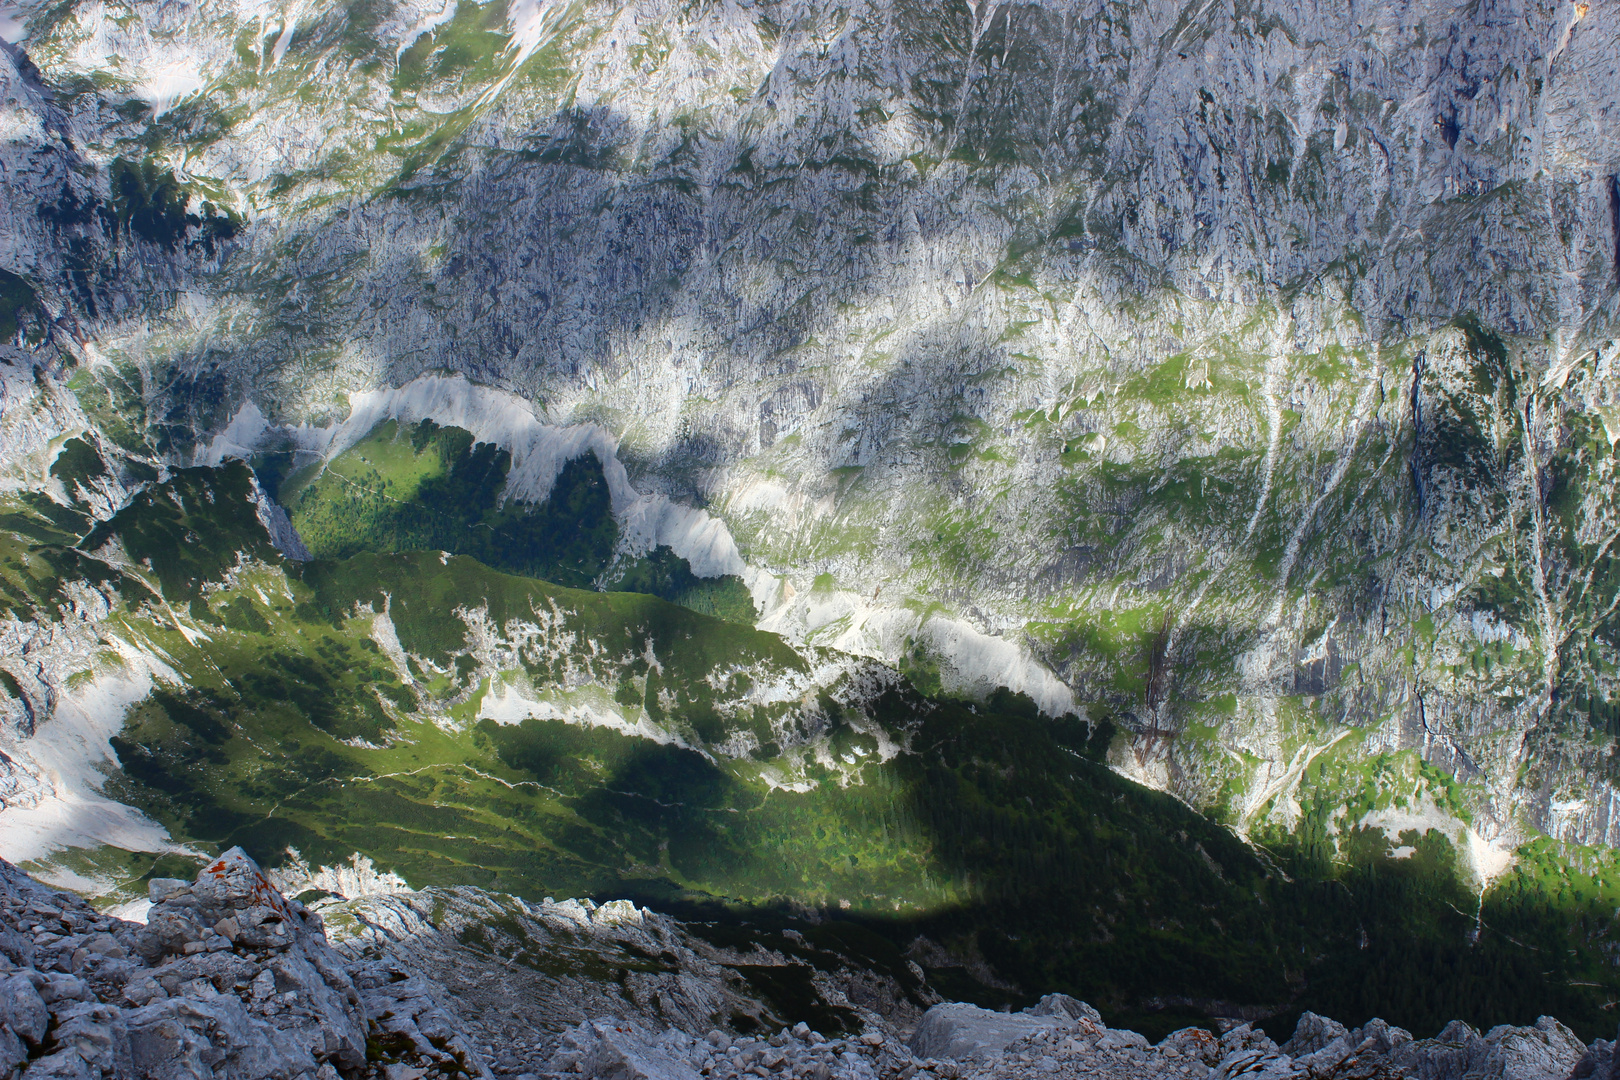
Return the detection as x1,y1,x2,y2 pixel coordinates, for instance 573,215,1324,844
2,0,1620,847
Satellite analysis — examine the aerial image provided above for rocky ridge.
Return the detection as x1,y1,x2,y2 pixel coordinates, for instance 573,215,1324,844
0,847,491,1080
311,878,939,1052
2,849,1615,1080
562,1001,1605,1080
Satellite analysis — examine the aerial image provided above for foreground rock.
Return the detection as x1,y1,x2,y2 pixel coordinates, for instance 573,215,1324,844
0,853,1606,1080
0,850,492,1080
544,999,1596,1080
908,995,1102,1062
314,883,937,1065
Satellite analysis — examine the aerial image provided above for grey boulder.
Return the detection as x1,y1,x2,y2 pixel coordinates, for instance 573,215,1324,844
0,971,48,1045
126,994,325,1080
908,1000,1090,1062
548,1017,705,1080
1394,1015,1585,1080
1572,1038,1615,1080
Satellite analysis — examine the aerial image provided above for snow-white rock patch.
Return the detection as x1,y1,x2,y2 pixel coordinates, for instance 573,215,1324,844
0,661,185,866
270,847,413,900
478,671,696,751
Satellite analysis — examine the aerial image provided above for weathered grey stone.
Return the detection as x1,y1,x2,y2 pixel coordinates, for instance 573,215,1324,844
1156,1027,1222,1066
1208,1046,1294,1080
908,1003,1074,1062
0,1026,25,1078
1395,1016,1586,1080
1481,1017,1587,1080
127,994,320,1080
1024,995,1100,1027
1571,1038,1615,1080
1218,1023,1280,1058
148,880,192,905
0,971,47,1045
1282,1012,1350,1058
30,1001,134,1080
1348,1018,1413,1056
1434,1020,1481,1045
1290,1036,1354,1077
148,849,368,1072
548,1018,706,1080
38,972,91,1006
0,851,496,1080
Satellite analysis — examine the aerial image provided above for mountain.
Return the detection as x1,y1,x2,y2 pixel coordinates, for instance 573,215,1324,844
1,0,1620,1047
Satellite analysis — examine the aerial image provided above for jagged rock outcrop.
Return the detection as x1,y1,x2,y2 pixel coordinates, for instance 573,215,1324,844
907,995,1101,1062
325,888,822,1044
315,882,938,1066
0,848,492,1080
0,852,1608,1080
1573,1038,1616,1080
550,998,1598,1080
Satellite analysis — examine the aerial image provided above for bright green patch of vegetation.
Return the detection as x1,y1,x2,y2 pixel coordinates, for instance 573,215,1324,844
0,493,137,621
83,462,280,602
392,0,513,94
9,458,1620,1042
282,418,753,619
285,418,614,589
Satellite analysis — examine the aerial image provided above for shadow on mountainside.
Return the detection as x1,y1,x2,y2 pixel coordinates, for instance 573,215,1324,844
16,457,1617,1049
32,0,1620,765
10,0,1620,1054
67,0,1613,465
601,684,1620,1045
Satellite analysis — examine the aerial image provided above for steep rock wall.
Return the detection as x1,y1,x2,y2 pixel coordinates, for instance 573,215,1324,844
0,0,1618,844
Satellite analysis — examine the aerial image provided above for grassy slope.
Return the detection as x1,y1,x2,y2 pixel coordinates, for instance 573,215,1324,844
4,456,1619,1041
277,417,755,621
